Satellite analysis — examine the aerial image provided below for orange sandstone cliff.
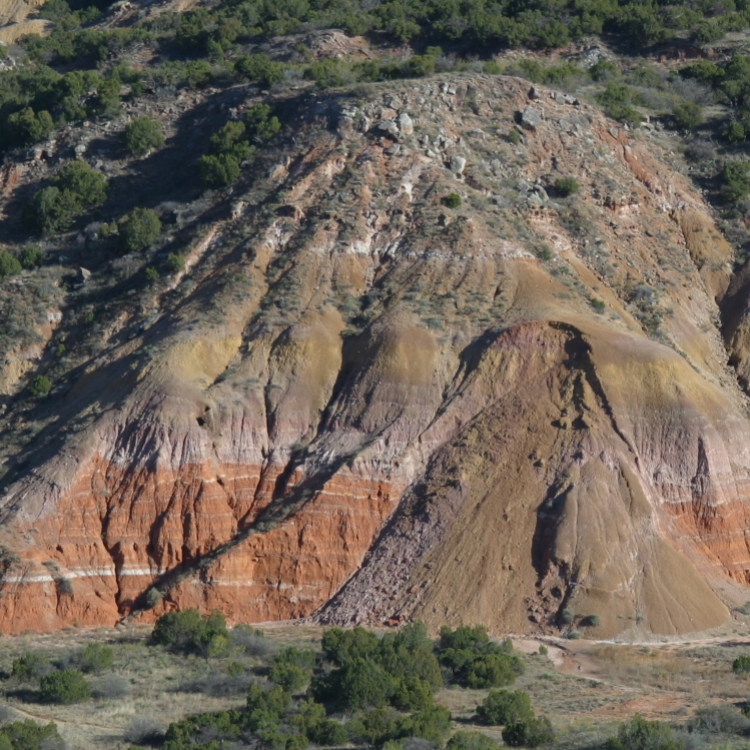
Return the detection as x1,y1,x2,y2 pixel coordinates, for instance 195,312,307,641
2,74,750,638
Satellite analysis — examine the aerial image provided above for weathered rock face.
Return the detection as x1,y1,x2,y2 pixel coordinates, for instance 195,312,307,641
2,73,750,637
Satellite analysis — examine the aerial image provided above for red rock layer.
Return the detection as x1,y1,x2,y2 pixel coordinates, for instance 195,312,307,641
0,457,397,633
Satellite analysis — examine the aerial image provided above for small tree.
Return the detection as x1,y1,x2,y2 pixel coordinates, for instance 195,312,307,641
12,652,52,680
19,245,44,269
269,662,309,692
234,54,284,87
391,676,434,711
0,251,22,279
477,689,533,726
165,253,185,274
243,103,282,141
124,117,165,157
502,716,555,747
24,187,80,236
316,657,395,710
723,162,750,202
554,177,579,197
733,655,750,674
605,716,679,750
672,102,703,130
0,720,64,750
39,669,89,704
77,643,114,674
442,193,462,208
151,609,229,656
447,731,501,750
119,207,162,252
560,606,575,624
198,154,241,188
727,123,746,143
6,107,54,147
54,162,108,207
30,375,52,398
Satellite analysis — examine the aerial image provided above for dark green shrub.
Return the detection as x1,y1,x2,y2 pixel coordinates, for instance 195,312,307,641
164,253,185,274
164,710,243,750
246,684,291,728
210,121,253,161
605,716,679,750
124,117,165,157
19,245,44,269
591,299,606,312
234,54,284,87
723,162,750,202
0,720,64,750
554,177,579,197
442,193,462,208
198,154,241,188
6,108,55,148
291,700,348,744
119,207,162,252
24,187,80,236
243,103,282,141
269,662,309,692
77,643,114,674
399,704,451,743
39,669,89,704
322,627,380,665
503,716,555,747
313,720,348,745
438,625,494,652
0,251,22,279
30,375,52,398
734,655,750,674
583,614,601,627
184,60,213,88
447,731,501,750
688,704,750,734
151,609,229,656
508,129,522,144
437,626,523,687
145,266,160,283
12,652,52,680
314,657,394,710
274,646,317,670
391,677,434,711
346,707,401,746
694,20,724,43
476,689,533,726
728,122,746,143
672,102,703,130
466,654,522,688
589,60,619,81
54,162,107,206
405,53,437,77
595,82,641,127
305,58,346,89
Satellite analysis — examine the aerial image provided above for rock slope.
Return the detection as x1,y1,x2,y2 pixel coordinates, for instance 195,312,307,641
0,73,749,638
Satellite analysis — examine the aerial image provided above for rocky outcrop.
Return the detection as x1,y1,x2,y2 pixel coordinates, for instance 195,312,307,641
1,74,750,638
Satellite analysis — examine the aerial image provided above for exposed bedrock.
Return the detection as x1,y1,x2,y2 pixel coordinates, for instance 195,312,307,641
1,74,750,637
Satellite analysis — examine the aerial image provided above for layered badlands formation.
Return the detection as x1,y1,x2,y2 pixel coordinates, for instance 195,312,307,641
2,74,750,637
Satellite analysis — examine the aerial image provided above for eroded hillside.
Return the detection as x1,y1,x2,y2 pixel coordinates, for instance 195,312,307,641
1,71,750,638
